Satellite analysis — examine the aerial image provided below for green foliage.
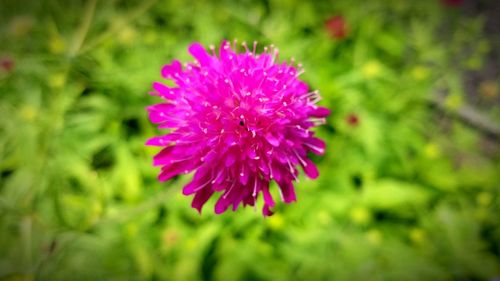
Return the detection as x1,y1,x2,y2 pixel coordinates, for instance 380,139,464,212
1,0,499,280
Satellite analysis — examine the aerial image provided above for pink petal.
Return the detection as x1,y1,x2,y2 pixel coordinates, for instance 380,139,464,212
225,151,236,167
265,132,281,147
302,158,319,179
152,82,176,99
277,179,297,203
145,134,177,146
263,204,274,216
304,137,326,155
309,106,331,118
161,60,182,78
239,165,249,185
215,193,231,214
191,188,214,213
262,184,275,207
189,42,212,66
158,161,192,182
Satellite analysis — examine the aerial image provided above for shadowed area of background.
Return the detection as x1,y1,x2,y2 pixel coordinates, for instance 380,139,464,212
0,0,499,280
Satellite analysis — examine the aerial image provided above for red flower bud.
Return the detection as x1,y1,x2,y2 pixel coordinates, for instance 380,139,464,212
346,113,359,127
0,56,14,73
325,15,348,40
441,0,463,7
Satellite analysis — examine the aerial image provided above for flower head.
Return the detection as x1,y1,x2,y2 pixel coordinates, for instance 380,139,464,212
325,15,348,40
147,41,329,216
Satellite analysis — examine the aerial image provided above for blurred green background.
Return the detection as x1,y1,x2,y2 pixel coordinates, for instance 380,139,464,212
1,0,500,280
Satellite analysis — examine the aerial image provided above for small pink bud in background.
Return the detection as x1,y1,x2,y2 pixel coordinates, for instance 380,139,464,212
346,113,359,127
0,56,15,73
325,15,349,40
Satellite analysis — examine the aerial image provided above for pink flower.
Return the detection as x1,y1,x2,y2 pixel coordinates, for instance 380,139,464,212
325,15,348,40
147,41,329,216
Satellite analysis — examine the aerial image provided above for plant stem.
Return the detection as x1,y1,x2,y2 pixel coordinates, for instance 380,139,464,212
68,0,97,57
78,0,157,55
430,94,500,139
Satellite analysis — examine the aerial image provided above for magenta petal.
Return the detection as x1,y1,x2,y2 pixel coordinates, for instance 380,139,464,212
158,163,188,182
152,82,176,99
263,204,274,216
271,164,282,181
191,188,214,213
277,179,296,203
189,43,212,66
225,151,236,167
309,106,331,118
183,180,202,195
214,193,231,214
239,165,249,185
296,81,309,94
262,184,275,207
161,60,182,78
302,159,319,179
147,103,175,124
153,145,198,166
231,190,245,211
265,132,280,147
247,148,257,160
183,166,212,195
145,134,177,146
258,159,270,176
202,150,218,163
305,137,326,155
219,40,231,60
153,146,175,166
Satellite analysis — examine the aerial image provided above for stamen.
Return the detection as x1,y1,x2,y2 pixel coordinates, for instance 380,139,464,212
194,175,216,192
223,181,236,199
252,178,258,197
310,94,322,104
309,117,326,126
211,169,224,184
270,47,279,65
168,155,194,164
293,150,307,166
304,142,325,154
242,41,249,53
